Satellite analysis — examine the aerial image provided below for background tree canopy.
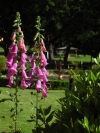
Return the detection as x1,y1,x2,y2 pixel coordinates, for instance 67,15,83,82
0,0,100,58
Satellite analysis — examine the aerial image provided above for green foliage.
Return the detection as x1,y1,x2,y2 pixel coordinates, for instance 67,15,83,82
28,105,55,133
0,55,7,72
37,105,54,125
13,12,22,28
52,61,100,133
1,0,100,57
78,116,91,133
78,116,100,133
92,65,100,74
49,79,69,90
35,105,55,133
34,16,44,48
0,72,2,78
78,31,99,42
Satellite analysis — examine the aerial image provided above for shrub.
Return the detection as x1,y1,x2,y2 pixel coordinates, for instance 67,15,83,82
26,78,69,90
51,65,100,133
92,64,100,74
49,79,69,90
0,55,7,73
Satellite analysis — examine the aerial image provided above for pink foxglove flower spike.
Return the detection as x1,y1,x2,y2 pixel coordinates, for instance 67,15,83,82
28,16,49,98
6,12,28,90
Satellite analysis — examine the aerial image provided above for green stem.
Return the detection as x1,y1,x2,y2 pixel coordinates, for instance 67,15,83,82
15,85,18,133
15,75,18,133
36,91,39,133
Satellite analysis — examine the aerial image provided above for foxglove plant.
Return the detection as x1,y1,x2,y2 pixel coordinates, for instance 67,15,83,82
28,16,49,98
28,16,49,132
6,12,28,132
6,15,28,89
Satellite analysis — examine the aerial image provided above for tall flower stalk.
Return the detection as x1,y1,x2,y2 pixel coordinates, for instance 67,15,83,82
28,16,49,132
6,12,28,132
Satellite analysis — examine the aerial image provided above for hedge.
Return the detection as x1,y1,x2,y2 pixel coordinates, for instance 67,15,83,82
49,79,69,90
0,77,69,90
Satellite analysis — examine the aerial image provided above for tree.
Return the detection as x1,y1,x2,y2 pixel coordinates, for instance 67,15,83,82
68,0,100,57
0,0,100,61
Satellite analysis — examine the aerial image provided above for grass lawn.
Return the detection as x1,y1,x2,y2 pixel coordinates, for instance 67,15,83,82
68,54,92,62
54,55,92,62
0,87,65,133
54,54,100,63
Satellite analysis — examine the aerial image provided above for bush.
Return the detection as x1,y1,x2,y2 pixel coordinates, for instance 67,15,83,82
92,64,100,74
51,66,100,133
0,55,7,74
26,78,69,90
49,79,69,90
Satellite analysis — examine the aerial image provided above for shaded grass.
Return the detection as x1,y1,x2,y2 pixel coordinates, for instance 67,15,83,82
0,87,65,133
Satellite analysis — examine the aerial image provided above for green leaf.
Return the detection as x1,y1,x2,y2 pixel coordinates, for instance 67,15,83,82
63,123,69,128
97,72,100,79
71,94,80,101
71,69,82,83
45,106,51,115
46,111,54,123
84,116,89,131
90,124,95,132
48,1,55,7
98,83,100,87
96,125,100,133
37,114,44,122
89,87,93,95
39,106,45,117
45,5,49,11
94,58,99,65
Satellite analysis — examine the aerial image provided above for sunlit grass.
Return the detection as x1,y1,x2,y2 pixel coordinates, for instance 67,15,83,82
54,54,92,62
54,54,100,63
0,87,65,133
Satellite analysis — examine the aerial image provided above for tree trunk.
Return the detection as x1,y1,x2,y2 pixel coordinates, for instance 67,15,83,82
64,46,70,68
49,42,54,62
